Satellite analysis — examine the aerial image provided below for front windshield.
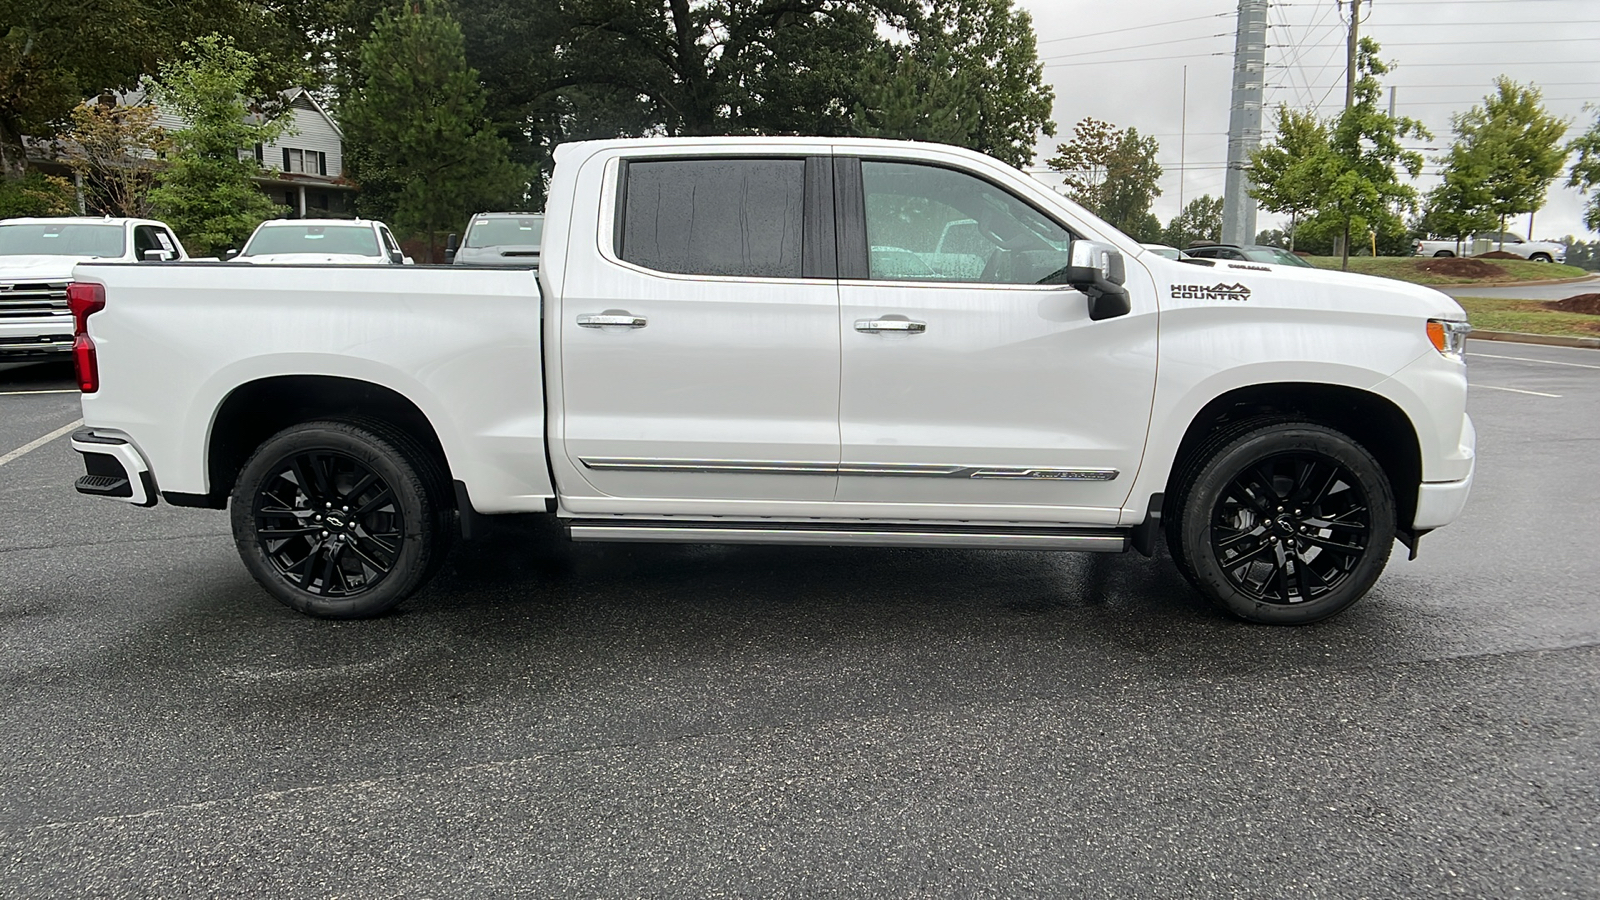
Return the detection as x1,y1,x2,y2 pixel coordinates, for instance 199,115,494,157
243,225,380,257
0,223,124,258
465,216,543,249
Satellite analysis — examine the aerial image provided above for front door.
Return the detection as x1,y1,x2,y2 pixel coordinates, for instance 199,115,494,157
558,154,841,505
835,158,1158,523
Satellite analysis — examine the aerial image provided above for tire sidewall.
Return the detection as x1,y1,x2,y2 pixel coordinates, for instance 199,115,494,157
1180,425,1396,625
230,422,434,618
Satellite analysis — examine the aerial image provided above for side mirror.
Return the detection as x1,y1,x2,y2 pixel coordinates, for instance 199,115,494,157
1065,241,1131,321
140,250,169,262
223,248,240,260
444,232,459,263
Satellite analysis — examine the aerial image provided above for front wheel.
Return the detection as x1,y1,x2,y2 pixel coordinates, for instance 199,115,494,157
229,419,453,618
1432,250,1455,258
1529,253,1552,263
1167,421,1396,625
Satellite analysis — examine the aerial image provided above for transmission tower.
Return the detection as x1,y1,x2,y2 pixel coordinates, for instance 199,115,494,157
1221,0,1268,246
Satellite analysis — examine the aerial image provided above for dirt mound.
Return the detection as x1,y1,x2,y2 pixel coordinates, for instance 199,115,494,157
1546,293,1600,315
1472,250,1524,260
1417,257,1505,278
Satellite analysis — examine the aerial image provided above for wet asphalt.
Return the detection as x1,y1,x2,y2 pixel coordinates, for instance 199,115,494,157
0,347,1596,898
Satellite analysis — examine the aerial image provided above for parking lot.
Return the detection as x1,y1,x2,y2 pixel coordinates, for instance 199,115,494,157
1,345,1597,896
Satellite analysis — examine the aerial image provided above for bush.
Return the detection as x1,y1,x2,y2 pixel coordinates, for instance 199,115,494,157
0,173,75,217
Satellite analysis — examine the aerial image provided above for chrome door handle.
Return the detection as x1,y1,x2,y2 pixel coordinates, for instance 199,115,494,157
855,318,926,334
577,313,647,329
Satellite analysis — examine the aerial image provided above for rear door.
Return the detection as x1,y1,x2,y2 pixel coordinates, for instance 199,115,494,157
555,153,842,506
833,155,1158,522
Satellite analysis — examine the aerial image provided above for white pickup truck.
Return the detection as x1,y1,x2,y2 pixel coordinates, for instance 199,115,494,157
0,217,188,365
66,137,1477,625
1414,231,1566,263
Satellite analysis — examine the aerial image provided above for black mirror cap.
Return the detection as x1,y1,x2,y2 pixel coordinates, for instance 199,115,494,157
1087,287,1132,321
445,232,459,252
443,247,457,263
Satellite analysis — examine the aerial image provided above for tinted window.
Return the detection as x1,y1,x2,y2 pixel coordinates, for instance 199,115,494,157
619,158,804,278
860,161,1073,284
467,216,543,248
243,225,381,257
0,223,124,257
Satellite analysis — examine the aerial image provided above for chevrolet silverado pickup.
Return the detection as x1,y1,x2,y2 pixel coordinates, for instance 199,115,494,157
67,137,1477,625
1414,231,1566,263
0,217,188,364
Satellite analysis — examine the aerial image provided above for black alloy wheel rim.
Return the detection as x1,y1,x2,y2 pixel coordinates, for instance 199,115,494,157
253,450,404,597
1208,451,1371,605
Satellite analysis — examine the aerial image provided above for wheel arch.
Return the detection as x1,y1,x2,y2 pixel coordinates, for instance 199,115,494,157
1162,382,1423,539
197,375,453,508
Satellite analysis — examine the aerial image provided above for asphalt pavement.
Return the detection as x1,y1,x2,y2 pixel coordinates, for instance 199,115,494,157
1,350,1597,897
1437,272,1600,300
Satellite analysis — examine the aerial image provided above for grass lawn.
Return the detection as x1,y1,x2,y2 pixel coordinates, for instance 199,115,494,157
1302,256,1591,285
1454,297,1600,338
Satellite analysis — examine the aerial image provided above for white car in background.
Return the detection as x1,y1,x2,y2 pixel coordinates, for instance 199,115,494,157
229,219,412,265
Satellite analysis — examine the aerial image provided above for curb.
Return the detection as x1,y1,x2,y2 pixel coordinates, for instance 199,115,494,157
1469,330,1600,350
1439,274,1600,290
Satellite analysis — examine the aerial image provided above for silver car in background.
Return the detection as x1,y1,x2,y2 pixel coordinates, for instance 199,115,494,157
446,213,543,267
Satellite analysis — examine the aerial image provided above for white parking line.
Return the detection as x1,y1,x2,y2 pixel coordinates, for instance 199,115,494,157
0,419,83,468
0,388,79,396
1468,352,1600,370
1470,384,1562,398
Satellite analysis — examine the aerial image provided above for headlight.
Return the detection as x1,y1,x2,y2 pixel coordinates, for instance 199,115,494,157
1427,319,1471,360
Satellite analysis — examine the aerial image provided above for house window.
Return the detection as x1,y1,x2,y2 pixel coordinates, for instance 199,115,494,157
278,148,327,175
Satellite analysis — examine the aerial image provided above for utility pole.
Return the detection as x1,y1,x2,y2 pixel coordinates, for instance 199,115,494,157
1179,65,1188,214
1221,0,1267,246
1345,0,1362,109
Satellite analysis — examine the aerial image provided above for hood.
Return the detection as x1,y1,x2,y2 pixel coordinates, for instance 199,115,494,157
0,255,102,281
1148,255,1466,321
237,254,390,266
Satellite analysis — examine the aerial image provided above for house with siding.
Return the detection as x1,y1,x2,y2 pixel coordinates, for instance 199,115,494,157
28,88,357,218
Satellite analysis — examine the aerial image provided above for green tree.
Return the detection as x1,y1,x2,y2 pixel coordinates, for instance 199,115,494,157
1567,111,1600,232
1415,172,1495,250
65,98,168,217
1448,78,1569,248
146,35,287,257
1046,117,1163,236
853,0,1055,168
1246,106,1328,250
1162,194,1223,249
0,0,320,183
1313,38,1430,270
340,0,527,260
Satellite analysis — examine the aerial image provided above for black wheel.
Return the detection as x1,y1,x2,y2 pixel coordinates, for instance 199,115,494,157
230,419,452,618
1432,250,1455,258
1167,421,1395,624
1529,253,1552,263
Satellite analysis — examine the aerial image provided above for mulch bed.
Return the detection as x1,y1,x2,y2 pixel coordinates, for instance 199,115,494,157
1417,258,1506,278
1546,293,1600,315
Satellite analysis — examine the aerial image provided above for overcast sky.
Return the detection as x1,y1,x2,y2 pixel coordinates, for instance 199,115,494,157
1013,0,1600,240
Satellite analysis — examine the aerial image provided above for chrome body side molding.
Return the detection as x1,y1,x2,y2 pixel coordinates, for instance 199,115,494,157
578,458,1119,482
566,519,1128,552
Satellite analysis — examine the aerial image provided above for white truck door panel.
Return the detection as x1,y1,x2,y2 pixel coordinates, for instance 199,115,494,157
835,158,1157,517
556,153,841,503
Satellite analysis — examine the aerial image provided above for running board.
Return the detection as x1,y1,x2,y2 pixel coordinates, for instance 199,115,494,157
566,519,1128,552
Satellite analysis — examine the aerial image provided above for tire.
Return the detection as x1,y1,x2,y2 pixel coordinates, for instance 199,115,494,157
1166,421,1396,625
1432,250,1455,258
229,419,453,618
1529,253,1552,263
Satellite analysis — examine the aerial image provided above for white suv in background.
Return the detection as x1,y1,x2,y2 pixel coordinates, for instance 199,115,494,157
229,219,413,265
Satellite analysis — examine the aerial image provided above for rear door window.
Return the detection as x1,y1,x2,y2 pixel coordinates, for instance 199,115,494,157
617,158,805,278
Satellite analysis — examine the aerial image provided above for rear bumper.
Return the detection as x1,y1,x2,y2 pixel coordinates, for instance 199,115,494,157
71,429,157,507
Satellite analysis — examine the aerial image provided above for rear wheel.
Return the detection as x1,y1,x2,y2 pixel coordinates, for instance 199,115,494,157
1167,421,1395,624
230,419,452,618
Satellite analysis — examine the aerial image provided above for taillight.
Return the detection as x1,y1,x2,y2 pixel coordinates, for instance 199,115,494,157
66,282,106,393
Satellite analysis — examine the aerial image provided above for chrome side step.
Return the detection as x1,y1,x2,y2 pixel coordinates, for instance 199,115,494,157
566,520,1128,552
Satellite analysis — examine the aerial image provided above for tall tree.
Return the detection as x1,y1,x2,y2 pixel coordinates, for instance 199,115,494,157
64,98,168,217
1316,38,1429,270
1163,194,1223,249
146,36,287,257
853,0,1055,168
340,0,527,259
1566,111,1600,232
1046,117,1163,237
0,0,320,183
1246,106,1328,250
1448,77,1569,247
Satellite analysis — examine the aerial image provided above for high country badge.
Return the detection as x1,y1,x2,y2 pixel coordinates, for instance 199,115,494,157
1171,283,1252,301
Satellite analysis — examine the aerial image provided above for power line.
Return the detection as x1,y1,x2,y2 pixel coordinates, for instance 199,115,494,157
1037,33,1228,62
1035,12,1229,45
1043,52,1229,68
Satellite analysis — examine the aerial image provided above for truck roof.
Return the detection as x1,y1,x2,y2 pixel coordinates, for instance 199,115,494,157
0,216,166,228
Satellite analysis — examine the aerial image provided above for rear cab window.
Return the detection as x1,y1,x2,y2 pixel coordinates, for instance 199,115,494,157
615,157,806,279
